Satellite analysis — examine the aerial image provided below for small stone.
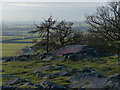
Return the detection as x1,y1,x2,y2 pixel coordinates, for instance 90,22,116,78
42,56,53,61
40,65,54,71
0,70,4,72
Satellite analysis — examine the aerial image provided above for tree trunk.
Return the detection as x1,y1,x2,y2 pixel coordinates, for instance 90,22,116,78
46,29,49,53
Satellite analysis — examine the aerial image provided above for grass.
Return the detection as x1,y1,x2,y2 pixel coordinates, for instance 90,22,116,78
2,36,25,41
14,39,33,42
2,55,119,87
2,43,33,57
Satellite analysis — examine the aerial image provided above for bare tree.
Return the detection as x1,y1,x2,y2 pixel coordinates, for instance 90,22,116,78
85,1,120,53
71,31,84,45
86,1,120,44
55,20,74,47
29,16,56,53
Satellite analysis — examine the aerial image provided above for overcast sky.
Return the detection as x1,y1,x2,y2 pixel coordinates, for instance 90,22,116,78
2,2,109,22
1,0,111,2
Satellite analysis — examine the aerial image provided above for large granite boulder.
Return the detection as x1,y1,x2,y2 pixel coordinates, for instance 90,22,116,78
52,45,99,60
69,67,107,88
105,74,120,89
69,67,105,82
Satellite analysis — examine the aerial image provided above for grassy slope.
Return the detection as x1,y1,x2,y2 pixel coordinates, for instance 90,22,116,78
2,56,119,87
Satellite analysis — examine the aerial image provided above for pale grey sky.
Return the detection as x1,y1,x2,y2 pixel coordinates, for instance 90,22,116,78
2,2,108,21
1,0,110,2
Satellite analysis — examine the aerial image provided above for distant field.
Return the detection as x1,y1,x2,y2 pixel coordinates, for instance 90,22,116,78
14,39,34,42
2,43,33,57
1,35,38,57
1,34,49,57
2,36,25,41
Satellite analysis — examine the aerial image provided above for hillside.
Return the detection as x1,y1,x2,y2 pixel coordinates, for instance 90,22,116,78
1,52,120,89
1,1,120,89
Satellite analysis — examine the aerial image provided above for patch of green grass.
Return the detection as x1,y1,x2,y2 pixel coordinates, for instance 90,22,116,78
2,43,33,57
15,39,33,42
52,76,71,86
2,36,25,41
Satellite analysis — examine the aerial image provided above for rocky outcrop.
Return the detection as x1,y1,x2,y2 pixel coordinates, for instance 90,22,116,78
33,64,68,79
3,45,100,62
105,74,120,89
52,45,99,56
1,45,119,89
38,53,65,61
68,68,120,89
69,67,105,82
2,67,120,89
1,85,16,90
2,74,30,86
51,45,100,61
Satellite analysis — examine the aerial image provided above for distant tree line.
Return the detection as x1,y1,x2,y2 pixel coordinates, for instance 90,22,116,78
29,1,120,55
